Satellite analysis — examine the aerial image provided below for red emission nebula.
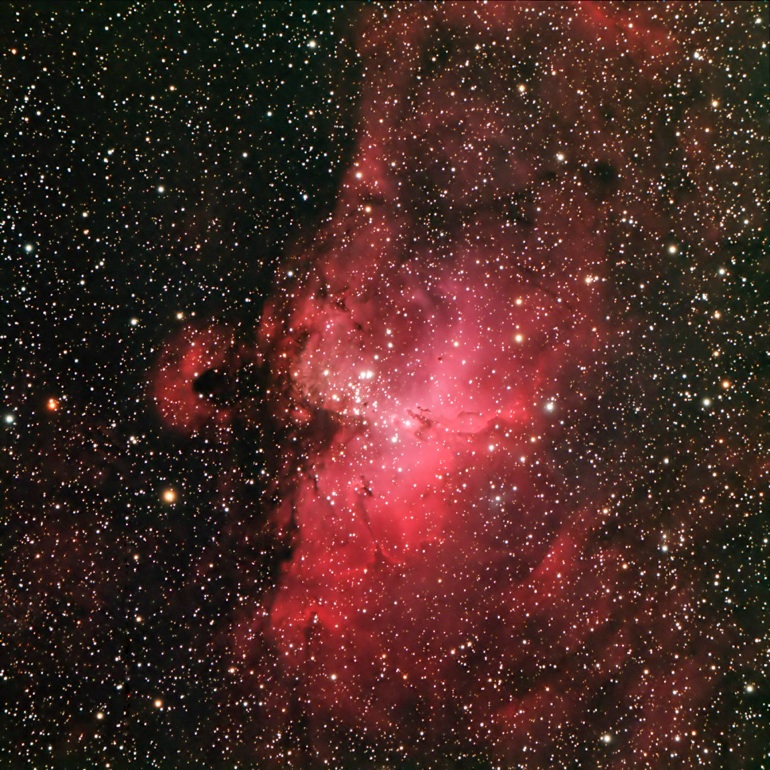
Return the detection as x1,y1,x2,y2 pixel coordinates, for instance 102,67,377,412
151,3,765,767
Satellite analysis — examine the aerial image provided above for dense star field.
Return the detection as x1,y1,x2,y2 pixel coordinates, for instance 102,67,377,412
1,2,768,768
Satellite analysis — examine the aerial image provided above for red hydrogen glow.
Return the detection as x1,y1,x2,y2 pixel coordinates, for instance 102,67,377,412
154,2,761,766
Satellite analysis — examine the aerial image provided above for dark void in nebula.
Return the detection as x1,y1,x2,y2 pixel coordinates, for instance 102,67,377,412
148,2,768,768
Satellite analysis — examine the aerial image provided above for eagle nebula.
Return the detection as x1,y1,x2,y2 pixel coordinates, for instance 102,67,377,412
4,2,766,769
153,3,767,767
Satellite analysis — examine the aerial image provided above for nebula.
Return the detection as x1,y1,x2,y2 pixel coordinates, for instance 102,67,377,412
148,2,765,767
3,2,764,768
151,323,238,434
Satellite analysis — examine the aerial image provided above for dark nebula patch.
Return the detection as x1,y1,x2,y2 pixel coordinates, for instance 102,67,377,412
192,367,233,405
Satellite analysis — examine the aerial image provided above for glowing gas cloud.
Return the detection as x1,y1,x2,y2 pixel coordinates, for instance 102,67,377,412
152,3,765,767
